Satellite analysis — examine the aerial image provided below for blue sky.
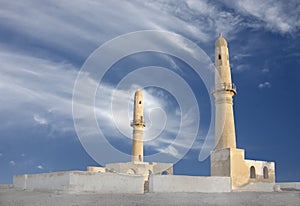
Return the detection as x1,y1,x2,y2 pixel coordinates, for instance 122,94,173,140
0,0,299,184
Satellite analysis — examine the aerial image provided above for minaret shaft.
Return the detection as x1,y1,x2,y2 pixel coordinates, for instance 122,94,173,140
214,33,236,150
131,89,145,162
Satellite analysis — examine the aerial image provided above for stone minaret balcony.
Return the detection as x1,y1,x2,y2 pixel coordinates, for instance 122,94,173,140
213,83,237,94
130,118,145,127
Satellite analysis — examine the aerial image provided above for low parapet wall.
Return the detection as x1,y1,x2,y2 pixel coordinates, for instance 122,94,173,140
69,171,144,193
149,175,231,193
13,171,144,194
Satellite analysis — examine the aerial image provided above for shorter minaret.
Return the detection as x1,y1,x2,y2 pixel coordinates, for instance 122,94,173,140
131,89,145,162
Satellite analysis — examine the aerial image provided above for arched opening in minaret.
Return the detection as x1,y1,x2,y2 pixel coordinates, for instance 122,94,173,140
139,101,141,104
218,54,221,60
138,155,142,161
250,166,256,179
127,168,136,174
263,167,269,179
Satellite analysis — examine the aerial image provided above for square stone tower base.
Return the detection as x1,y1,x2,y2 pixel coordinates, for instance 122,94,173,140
211,148,275,190
105,161,173,192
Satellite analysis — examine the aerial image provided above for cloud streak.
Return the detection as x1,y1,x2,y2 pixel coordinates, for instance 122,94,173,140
37,165,44,170
0,50,77,136
33,114,48,125
2,0,295,65
258,81,271,89
221,0,300,34
0,0,298,164
0,47,199,159
9,161,16,166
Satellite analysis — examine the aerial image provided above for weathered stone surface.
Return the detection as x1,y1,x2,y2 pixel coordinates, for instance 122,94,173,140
149,175,231,193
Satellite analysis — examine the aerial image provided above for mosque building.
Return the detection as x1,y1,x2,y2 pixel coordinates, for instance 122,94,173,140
13,34,276,193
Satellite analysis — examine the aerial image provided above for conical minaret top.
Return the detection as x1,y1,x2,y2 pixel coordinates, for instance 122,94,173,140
213,33,237,150
215,33,227,47
215,33,232,85
131,89,145,162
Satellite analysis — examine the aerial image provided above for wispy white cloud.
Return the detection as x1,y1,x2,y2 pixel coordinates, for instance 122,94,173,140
258,81,271,89
9,160,16,166
33,114,48,125
232,54,251,61
0,0,215,61
262,68,270,73
0,0,296,163
0,0,296,69
0,48,196,157
3,0,288,63
0,50,77,136
157,145,181,158
37,165,44,170
232,64,250,73
221,0,300,34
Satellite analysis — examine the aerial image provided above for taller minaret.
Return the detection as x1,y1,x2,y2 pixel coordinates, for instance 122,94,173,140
210,34,276,189
213,33,237,150
131,89,145,162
